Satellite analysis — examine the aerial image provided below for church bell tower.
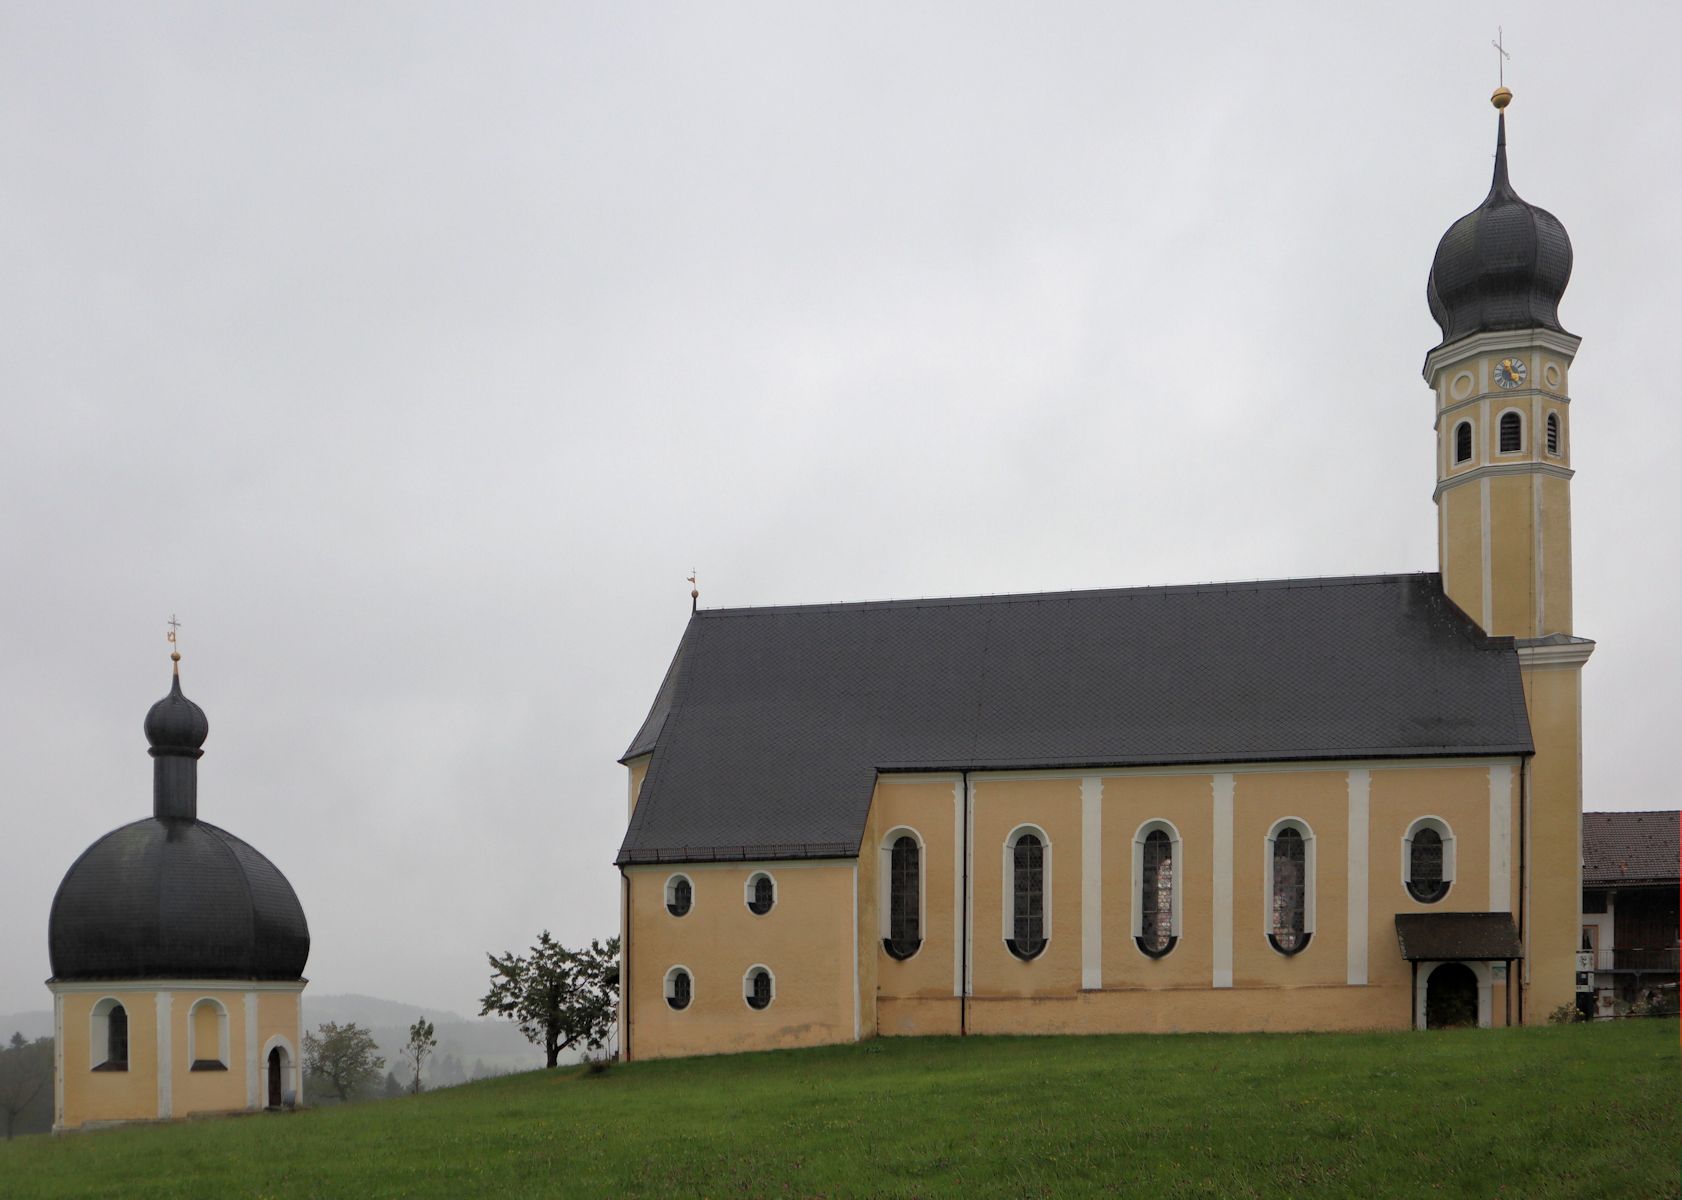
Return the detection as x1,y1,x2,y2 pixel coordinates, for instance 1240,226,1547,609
1424,87,1593,1022
1425,88,1577,639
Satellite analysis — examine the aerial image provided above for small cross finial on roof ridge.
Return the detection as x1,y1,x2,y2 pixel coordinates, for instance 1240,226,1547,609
688,570,699,613
166,613,182,670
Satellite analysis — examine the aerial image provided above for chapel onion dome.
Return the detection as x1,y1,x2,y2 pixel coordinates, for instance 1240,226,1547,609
1426,91,1573,349
48,665,310,983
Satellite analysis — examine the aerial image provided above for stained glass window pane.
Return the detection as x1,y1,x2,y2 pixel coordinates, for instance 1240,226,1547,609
1141,830,1174,954
888,836,920,957
1271,828,1306,952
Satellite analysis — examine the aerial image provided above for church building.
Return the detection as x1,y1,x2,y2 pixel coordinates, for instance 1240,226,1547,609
47,649,311,1131
615,91,1592,1059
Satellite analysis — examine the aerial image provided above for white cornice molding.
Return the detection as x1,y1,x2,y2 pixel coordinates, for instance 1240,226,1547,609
1435,461,1574,502
47,978,307,995
1516,639,1596,669
1423,328,1582,383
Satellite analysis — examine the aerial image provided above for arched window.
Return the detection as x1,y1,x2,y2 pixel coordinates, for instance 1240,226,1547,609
1132,820,1182,958
665,874,692,917
91,998,128,1071
664,966,692,1011
743,965,774,1010
188,998,229,1071
1403,817,1456,903
1265,819,1315,956
1546,412,1561,455
1004,827,1049,960
1498,410,1523,453
744,872,776,915
883,833,922,960
1454,421,1473,465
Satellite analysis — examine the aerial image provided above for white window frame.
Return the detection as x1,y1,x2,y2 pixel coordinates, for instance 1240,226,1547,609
663,965,694,1011
878,826,926,958
1402,816,1456,902
1130,818,1183,955
743,871,777,915
664,873,694,917
742,964,776,1010
1001,824,1052,954
1263,817,1316,954
89,996,127,1070
186,996,230,1068
1496,408,1526,455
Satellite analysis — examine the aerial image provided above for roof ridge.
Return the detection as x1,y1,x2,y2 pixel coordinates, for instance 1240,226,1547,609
691,571,1439,619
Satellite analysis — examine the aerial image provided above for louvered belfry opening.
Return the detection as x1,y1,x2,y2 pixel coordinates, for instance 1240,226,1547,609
1499,411,1522,453
1546,412,1561,455
1455,421,1473,464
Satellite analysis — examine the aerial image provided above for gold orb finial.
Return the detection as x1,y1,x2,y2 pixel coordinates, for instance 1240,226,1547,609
1492,86,1513,110
166,614,182,672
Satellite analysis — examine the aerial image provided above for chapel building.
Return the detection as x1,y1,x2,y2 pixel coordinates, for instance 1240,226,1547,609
46,652,310,1131
615,92,1592,1059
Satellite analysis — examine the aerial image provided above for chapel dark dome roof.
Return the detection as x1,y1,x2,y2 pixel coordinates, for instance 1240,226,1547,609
1427,109,1573,349
48,818,311,981
144,672,209,756
48,663,309,982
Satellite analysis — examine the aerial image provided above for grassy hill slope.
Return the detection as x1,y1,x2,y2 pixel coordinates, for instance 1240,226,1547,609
3,1020,1676,1198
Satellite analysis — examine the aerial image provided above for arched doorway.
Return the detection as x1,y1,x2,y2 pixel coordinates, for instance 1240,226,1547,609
267,1046,287,1107
1425,962,1479,1028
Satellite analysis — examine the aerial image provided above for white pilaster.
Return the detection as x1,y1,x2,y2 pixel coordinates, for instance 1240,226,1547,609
244,992,259,1110
1080,776,1103,990
295,999,305,1104
53,992,64,1131
1212,773,1235,988
1480,476,1493,630
1489,764,1513,912
1346,770,1370,986
952,780,965,997
156,992,173,1119
851,863,861,1041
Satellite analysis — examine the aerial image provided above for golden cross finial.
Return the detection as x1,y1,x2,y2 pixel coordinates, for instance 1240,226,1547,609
166,614,182,668
1491,27,1510,89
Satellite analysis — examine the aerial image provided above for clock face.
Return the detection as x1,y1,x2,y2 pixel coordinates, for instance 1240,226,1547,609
1494,357,1528,389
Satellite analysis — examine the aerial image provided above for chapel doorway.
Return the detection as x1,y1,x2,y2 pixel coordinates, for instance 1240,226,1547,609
1425,962,1479,1028
267,1047,285,1107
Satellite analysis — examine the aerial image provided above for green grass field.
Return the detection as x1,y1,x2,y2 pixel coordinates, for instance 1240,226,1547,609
3,1020,1677,1198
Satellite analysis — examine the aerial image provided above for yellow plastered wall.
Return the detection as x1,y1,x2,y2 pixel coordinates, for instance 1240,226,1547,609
1231,771,1348,989
626,861,859,1060
969,777,1082,999
1539,473,1573,634
58,991,157,1126
174,992,244,1117
1441,484,1483,623
1101,774,1212,990
867,778,960,1036
1522,665,1584,1020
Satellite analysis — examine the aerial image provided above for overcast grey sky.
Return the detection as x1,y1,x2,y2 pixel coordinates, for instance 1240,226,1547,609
2,3,1677,1019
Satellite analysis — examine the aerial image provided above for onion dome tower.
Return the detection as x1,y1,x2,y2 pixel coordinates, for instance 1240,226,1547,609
46,641,310,1131
1423,88,1579,642
1422,88,1594,1028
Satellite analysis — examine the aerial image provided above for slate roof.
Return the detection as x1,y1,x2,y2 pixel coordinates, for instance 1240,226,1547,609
1427,111,1573,350
1583,811,1680,886
617,572,1533,866
1395,912,1524,961
49,817,311,981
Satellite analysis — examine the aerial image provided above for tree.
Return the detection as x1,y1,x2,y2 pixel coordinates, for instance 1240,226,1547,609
382,1070,403,1099
480,931,620,1067
302,1021,385,1102
401,1018,436,1095
0,1032,52,1140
